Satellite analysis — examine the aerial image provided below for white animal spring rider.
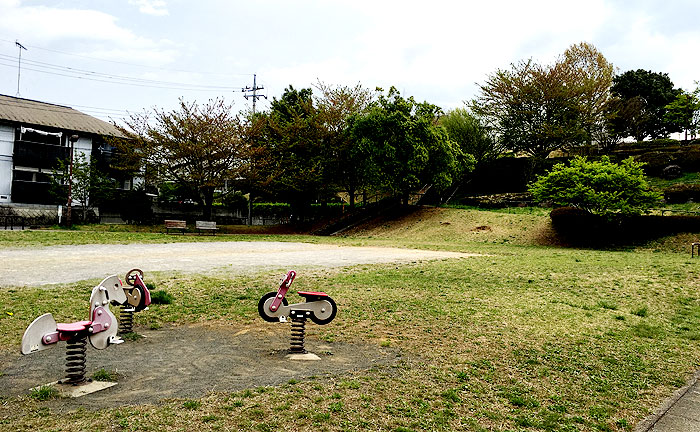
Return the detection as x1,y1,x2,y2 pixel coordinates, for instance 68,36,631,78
20,271,150,396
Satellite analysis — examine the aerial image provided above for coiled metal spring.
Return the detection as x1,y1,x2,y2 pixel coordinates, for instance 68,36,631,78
64,336,87,385
289,312,307,354
119,305,134,334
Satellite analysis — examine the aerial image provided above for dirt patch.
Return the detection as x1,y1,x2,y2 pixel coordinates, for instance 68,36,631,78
471,225,492,232
0,323,400,410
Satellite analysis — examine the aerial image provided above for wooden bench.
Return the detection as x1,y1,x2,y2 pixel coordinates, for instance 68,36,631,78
164,219,187,234
196,220,218,235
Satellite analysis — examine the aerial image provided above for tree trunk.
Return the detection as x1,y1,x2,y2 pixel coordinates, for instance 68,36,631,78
202,187,215,221
247,192,253,225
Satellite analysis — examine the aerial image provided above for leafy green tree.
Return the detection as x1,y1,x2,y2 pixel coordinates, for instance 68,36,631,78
439,108,500,166
610,69,681,140
50,153,116,222
248,86,329,221
664,88,700,141
351,87,470,204
561,42,615,146
114,98,245,220
529,156,661,218
314,81,375,208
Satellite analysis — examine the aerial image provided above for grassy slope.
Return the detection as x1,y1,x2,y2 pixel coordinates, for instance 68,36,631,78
2,208,700,431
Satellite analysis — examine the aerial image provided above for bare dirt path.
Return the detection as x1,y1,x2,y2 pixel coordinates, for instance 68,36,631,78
0,324,402,409
0,241,475,287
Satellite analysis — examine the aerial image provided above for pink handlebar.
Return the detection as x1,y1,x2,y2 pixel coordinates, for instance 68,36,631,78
269,270,296,312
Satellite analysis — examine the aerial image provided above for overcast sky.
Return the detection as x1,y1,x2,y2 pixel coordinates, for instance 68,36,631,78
0,0,699,125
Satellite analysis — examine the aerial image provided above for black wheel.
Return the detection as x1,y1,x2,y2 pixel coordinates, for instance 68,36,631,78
310,296,337,325
258,292,288,322
125,268,144,286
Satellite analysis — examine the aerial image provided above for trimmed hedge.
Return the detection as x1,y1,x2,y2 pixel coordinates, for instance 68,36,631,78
664,184,700,204
550,206,700,246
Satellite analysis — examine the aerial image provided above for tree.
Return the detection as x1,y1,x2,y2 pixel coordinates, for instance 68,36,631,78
50,153,116,222
351,87,470,204
529,156,661,219
604,96,647,146
561,42,615,146
439,107,500,167
472,43,616,162
664,88,700,141
472,58,587,163
114,98,244,220
314,81,375,208
610,69,681,140
247,86,329,221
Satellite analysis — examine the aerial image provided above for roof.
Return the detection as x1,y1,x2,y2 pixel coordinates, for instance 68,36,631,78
0,94,123,137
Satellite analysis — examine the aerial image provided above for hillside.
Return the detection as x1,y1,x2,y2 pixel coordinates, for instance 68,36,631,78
342,206,558,248
343,206,700,254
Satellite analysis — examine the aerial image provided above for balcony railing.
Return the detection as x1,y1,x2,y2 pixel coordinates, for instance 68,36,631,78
13,140,70,170
11,180,57,205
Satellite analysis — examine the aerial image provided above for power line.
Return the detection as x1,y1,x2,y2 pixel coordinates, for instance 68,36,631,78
0,38,253,77
0,60,241,92
0,53,240,90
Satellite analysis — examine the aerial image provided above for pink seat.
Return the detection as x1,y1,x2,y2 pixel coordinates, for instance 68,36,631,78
56,321,92,332
298,291,328,297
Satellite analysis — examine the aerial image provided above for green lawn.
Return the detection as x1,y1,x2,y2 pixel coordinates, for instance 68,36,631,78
1,208,699,431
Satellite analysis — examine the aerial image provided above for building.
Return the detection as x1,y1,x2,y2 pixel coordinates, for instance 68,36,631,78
0,94,129,205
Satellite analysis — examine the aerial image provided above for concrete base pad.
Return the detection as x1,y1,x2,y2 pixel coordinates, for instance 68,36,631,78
286,352,321,361
32,380,118,398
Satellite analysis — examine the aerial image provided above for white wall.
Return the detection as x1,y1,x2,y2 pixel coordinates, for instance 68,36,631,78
0,125,13,202
73,136,92,162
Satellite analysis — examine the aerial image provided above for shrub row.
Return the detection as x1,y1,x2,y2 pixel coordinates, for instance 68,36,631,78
664,184,700,204
550,206,700,246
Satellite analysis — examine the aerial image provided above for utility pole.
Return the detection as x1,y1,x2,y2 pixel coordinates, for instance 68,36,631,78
15,41,27,97
242,73,266,116
66,135,79,227
242,74,266,226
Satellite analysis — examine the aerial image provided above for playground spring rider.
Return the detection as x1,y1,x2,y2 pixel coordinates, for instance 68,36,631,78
258,270,337,354
21,275,127,385
118,268,152,334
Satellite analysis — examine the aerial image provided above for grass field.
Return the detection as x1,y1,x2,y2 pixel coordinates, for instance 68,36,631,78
1,207,699,431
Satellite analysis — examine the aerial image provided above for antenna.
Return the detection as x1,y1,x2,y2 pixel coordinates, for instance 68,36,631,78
241,73,267,115
16,40,27,97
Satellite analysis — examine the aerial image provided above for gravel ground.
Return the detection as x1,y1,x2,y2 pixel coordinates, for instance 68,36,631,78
0,324,402,409
0,241,474,287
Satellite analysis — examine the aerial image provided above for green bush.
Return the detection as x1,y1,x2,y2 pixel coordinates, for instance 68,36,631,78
221,192,248,212
150,290,174,305
529,156,661,219
252,202,291,217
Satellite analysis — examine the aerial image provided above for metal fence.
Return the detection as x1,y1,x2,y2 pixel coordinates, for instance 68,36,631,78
0,204,60,228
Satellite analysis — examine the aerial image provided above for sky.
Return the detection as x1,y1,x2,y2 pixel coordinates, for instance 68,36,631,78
0,0,699,125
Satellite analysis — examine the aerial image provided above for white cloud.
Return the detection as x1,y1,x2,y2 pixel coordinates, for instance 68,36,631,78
0,2,178,65
128,0,169,17
2,0,699,115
